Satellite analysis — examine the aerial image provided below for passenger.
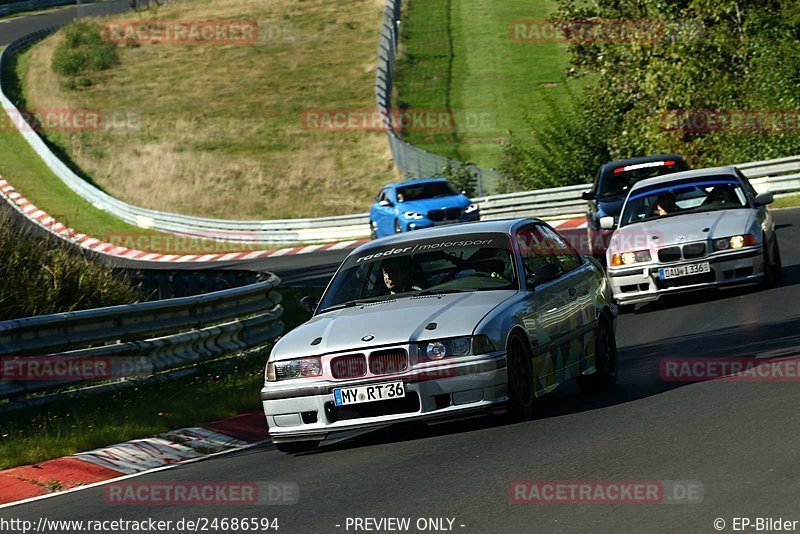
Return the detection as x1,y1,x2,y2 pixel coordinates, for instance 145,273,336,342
655,192,678,216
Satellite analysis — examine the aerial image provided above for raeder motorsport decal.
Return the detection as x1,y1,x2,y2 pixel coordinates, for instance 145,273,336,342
349,233,509,266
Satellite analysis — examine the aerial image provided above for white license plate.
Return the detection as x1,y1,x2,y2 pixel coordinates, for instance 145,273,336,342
659,262,711,280
333,381,405,406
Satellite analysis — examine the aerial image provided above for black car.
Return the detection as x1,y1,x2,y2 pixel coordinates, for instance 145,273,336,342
582,154,690,257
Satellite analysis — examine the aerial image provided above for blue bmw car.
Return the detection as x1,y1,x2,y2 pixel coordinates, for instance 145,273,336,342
369,179,480,238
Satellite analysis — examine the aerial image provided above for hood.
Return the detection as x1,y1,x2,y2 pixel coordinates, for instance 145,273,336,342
270,290,516,361
595,196,626,219
397,195,471,213
610,209,758,251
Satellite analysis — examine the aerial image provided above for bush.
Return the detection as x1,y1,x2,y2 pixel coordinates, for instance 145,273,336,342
52,21,119,88
439,163,479,197
0,209,140,320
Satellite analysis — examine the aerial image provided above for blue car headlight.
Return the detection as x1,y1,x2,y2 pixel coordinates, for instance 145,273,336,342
465,203,478,214
403,211,424,220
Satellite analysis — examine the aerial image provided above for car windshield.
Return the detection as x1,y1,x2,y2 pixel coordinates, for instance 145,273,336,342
396,181,458,202
598,159,687,197
317,233,517,313
620,176,749,226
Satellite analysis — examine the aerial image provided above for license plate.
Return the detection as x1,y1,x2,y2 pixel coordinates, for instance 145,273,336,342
659,262,711,280
333,381,405,406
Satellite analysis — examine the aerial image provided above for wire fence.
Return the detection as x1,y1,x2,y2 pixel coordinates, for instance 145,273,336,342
375,0,502,196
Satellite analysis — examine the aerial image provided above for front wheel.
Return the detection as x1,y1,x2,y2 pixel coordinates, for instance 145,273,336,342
394,219,402,234
506,335,536,417
369,220,378,240
577,316,618,390
761,237,782,287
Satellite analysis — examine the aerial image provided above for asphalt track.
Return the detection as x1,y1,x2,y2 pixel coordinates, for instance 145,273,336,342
2,208,798,533
0,0,130,45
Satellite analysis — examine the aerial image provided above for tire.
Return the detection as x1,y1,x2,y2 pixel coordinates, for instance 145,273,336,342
506,334,536,417
275,440,319,454
394,219,402,234
577,316,618,391
761,237,782,287
369,221,378,240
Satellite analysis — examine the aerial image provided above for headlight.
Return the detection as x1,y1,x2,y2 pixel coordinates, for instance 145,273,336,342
610,250,651,266
418,335,495,362
403,211,424,220
266,357,322,382
713,234,757,251
465,203,478,214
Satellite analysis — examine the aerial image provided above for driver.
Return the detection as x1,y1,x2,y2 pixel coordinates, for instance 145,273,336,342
382,260,421,294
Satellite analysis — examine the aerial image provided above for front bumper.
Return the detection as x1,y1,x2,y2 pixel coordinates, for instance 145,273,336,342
607,248,763,305
403,212,480,232
261,352,507,443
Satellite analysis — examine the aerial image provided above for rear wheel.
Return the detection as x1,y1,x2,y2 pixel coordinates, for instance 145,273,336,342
275,440,319,454
577,316,618,390
506,335,536,417
369,221,378,239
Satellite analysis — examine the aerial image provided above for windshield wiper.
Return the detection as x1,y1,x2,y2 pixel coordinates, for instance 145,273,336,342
319,299,383,312
415,288,474,296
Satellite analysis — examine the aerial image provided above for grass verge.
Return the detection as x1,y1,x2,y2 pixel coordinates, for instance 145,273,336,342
773,195,800,209
20,0,396,220
0,285,323,469
393,0,587,171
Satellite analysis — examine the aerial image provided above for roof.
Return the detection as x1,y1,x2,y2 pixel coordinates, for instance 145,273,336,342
383,178,448,188
629,166,739,192
352,218,537,253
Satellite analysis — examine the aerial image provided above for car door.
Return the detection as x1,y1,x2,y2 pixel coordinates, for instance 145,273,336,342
538,224,598,379
515,224,575,395
373,188,395,236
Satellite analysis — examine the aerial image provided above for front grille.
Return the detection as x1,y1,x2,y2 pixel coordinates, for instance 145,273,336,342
655,271,715,289
330,354,367,379
658,246,682,263
444,207,463,220
683,243,706,259
369,349,409,375
427,209,445,222
324,392,421,422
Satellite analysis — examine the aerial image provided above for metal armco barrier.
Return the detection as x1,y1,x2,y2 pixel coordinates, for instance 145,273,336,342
0,274,284,406
2,31,800,245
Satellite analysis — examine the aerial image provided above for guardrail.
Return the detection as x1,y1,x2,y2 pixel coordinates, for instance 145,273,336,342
2,30,800,246
0,274,283,408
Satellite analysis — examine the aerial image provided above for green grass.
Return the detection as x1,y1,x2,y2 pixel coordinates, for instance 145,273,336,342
393,0,587,171
773,195,800,209
0,285,323,469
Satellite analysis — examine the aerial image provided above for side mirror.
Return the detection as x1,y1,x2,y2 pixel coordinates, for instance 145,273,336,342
299,296,318,315
529,263,562,287
600,216,616,230
379,199,393,207
581,191,595,201
755,192,774,206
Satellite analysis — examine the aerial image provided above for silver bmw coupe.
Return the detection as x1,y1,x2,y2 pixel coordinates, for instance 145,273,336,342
603,167,782,311
261,219,618,453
